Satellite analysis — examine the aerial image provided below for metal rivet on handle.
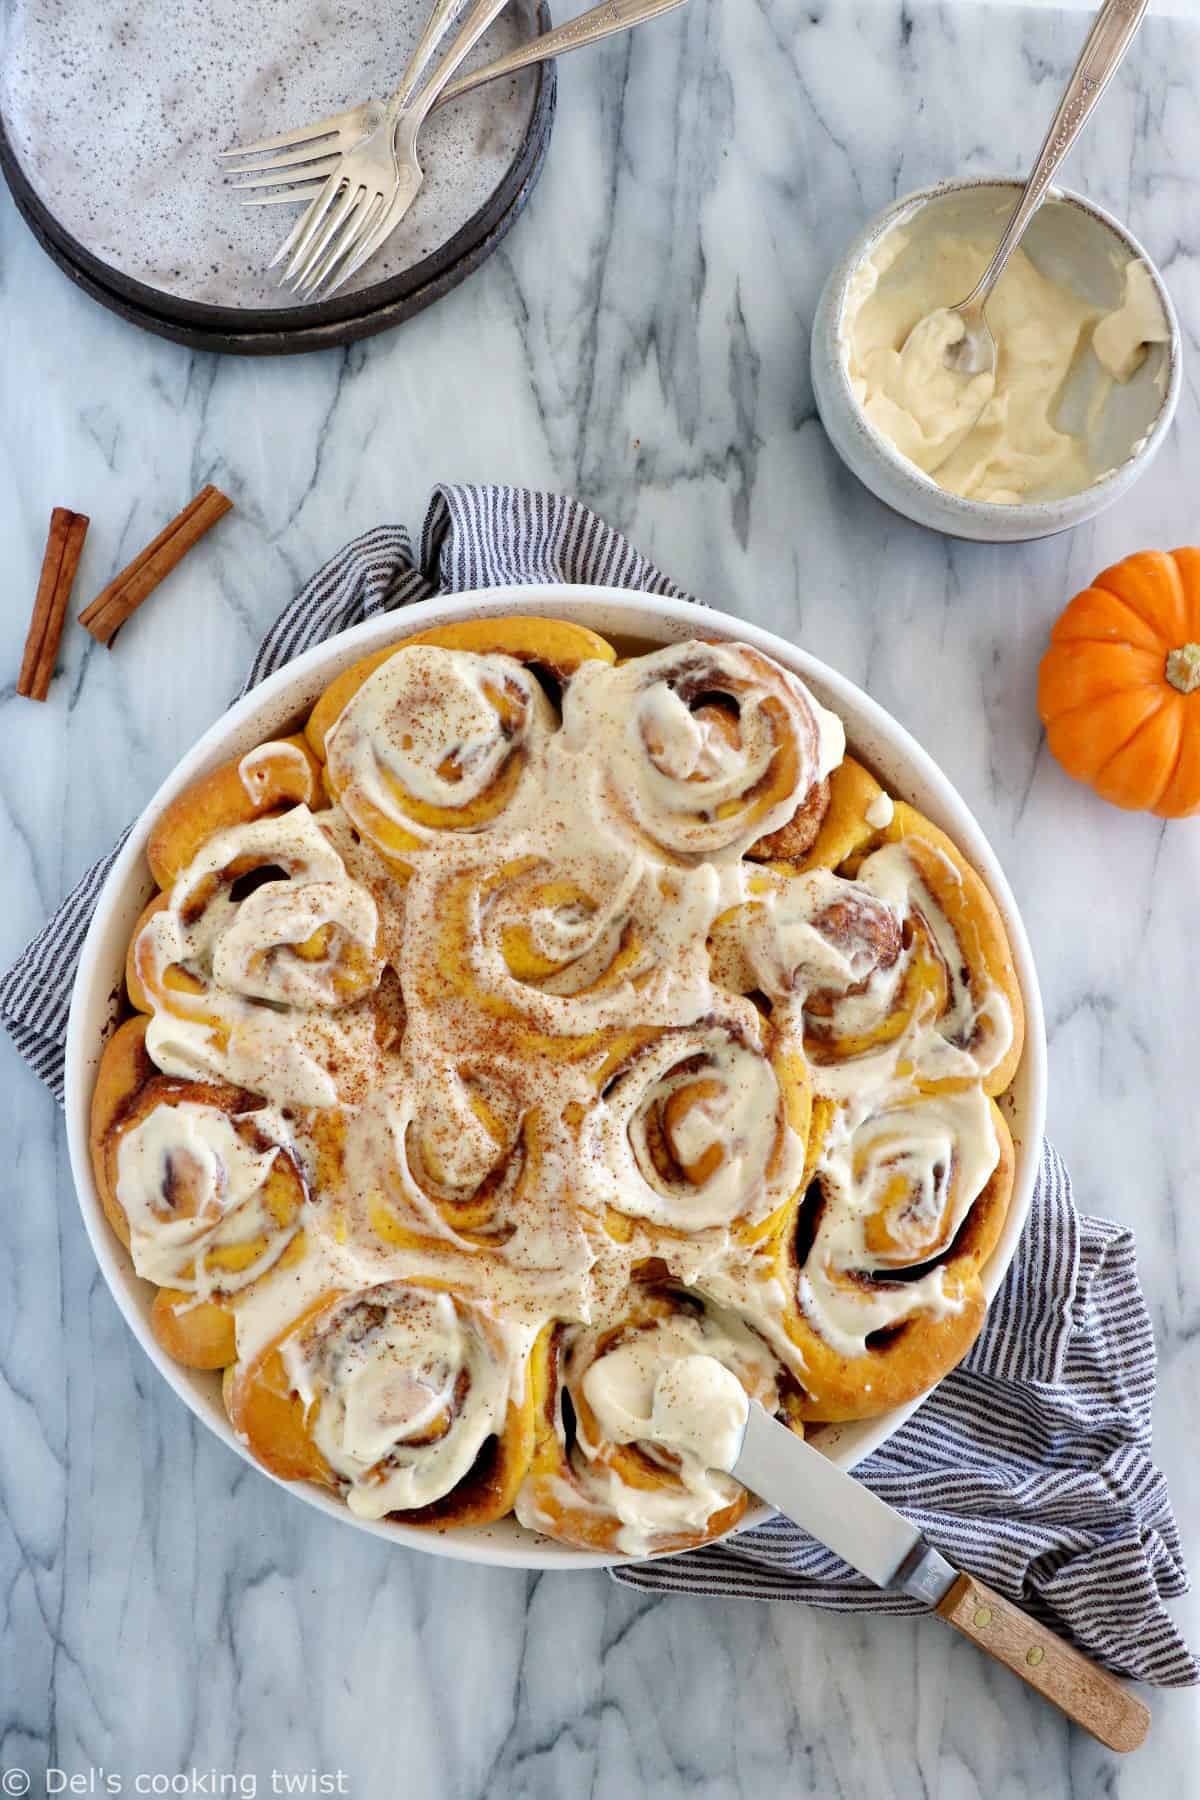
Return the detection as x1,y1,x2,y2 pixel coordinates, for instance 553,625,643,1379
974,1607,993,1628
1026,1646,1045,1667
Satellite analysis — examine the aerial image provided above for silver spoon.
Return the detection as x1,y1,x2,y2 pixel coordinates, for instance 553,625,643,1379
909,0,1150,389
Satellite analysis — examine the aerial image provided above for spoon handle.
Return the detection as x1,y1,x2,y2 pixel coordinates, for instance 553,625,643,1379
962,0,1149,316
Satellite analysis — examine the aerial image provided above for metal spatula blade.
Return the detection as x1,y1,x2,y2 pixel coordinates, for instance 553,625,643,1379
733,1403,957,1603
730,1403,1150,1753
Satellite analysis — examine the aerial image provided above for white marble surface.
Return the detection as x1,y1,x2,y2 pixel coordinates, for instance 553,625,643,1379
1,0,1197,1794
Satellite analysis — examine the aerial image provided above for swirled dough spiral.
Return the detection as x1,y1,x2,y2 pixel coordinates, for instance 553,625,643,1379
562,641,844,863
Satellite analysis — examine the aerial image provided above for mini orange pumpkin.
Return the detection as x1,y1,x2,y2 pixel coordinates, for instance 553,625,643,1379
1038,549,1200,818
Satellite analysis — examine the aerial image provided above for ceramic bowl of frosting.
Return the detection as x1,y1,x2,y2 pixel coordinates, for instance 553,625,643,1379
65,586,1048,1568
812,179,1181,542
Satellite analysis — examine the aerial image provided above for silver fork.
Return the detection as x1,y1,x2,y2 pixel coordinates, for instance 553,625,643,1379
218,0,467,214
254,0,515,300
222,0,689,297
226,0,689,206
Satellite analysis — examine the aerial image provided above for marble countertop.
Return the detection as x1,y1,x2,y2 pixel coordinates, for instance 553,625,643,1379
1,0,1197,1794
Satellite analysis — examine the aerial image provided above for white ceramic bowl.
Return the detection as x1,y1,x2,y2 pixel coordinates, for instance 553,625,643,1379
65,586,1048,1568
812,179,1181,543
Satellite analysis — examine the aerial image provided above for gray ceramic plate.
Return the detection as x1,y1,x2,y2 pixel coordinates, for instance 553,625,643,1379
0,0,554,352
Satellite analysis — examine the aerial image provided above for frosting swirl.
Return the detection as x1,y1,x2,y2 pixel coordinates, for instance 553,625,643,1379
135,805,384,1108
562,642,844,863
325,646,553,867
281,1283,535,1520
116,1099,303,1298
581,1009,808,1235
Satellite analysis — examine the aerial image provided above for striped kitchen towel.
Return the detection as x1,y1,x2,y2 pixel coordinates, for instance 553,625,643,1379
2,484,1194,1688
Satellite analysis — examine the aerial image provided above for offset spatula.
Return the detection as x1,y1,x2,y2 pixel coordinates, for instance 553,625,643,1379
732,1403,1150,1753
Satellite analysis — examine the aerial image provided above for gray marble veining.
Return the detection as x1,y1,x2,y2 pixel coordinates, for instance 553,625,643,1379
1,1,1197,1795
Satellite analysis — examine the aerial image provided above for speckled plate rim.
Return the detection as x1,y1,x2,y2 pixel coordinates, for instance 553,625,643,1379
64,585,1048,1569
0,19,553,350
815,178,1182,539
1,104,553,356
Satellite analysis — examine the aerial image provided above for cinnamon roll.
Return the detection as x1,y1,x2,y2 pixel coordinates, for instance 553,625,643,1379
813,801,1025,1096
225,1282,542,1526
92,620,1026,1554
516,1283,796,1556
580,1008,810,1244
403,848,714,1059
562,641,844,864
768,1094,1015,1420
362,1059,548,1257
762,753,892,873
148,735,323,889
323,647,556,876
90,1017,306,1368
304,615,617,760
130,804,385,1108
708,864,903,1003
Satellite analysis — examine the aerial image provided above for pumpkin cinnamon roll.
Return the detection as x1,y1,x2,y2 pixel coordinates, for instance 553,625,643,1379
225,1282,543,1526
396,1065,532,1246
818,801,1025,1096
361,1058,544,1254
516,1282,795,1556
761,754,892,874
580,1007,811,1245
304,615,617,759
709,864,903,1004
769,1090,1015,1420
562,641,844,865
714,812,1023,1099
322,647,556,876
90,1017,306,1368
130,805,384,1107
147,736,324,889
312,619,615,879
402,847,716,1066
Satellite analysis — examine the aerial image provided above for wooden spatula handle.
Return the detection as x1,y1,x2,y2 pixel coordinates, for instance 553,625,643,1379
935,1574,1150,1752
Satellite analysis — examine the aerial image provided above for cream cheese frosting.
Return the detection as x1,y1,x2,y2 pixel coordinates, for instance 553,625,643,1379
843,216,1170,504
1092,257,1172,383
648,1355,750,1471
556,1307,770,1554
282,1284,537,1520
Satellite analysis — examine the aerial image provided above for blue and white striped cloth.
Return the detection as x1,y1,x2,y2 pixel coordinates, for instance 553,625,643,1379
2,484,1194,1687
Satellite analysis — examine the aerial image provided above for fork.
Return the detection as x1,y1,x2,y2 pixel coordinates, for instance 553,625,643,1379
225,0,689,203
222,0,690,297
219,0,468,216
245,0,516,300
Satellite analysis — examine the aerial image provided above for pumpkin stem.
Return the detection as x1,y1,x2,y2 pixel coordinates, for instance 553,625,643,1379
1166,643,1200,695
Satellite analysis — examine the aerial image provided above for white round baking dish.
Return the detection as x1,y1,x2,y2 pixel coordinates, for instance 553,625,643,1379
65,586,1048,1569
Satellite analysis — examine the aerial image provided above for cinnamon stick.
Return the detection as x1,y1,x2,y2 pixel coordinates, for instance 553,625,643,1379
17,507,90,702
79,484,232,647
